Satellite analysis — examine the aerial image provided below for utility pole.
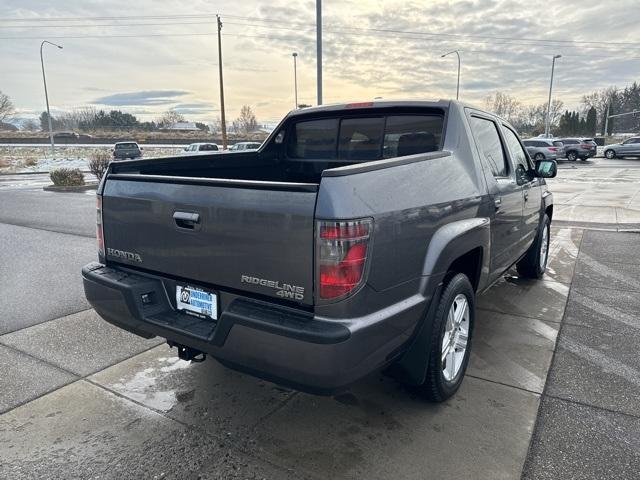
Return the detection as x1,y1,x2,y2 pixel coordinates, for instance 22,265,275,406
40,40,63,158
216,15,228,149
603,103,610,137
292,52,298,109
544,54,561,138
316,0,322,105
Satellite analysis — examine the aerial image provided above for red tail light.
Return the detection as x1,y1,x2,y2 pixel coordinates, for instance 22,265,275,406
317,219,372,300
548,147,557,152
96,195,105,256
580,143,590,149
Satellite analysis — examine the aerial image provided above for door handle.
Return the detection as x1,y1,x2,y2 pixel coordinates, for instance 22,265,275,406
173,211,200,229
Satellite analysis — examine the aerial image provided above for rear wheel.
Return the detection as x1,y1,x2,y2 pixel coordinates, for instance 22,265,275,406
604,149,616,159
534,153,545,161
418,273,474,402
567,151,578,161
517,214,550,279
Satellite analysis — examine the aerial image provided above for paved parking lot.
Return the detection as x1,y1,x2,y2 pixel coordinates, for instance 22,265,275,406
1,158,639,479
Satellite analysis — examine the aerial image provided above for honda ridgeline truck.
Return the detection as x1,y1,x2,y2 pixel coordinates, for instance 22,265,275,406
83,100,556,402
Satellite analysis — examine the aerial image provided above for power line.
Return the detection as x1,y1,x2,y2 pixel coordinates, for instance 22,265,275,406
2,12,639,48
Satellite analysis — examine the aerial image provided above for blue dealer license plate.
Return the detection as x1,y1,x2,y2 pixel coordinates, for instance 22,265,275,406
176,285,218,320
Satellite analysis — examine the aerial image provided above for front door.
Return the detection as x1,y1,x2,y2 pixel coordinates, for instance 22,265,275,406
468,113,524,282
501,125,543,254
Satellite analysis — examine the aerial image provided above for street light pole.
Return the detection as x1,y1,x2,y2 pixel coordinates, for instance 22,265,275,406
316,0,322,105
545,54,562,138
441,50,460,100
40,40,63,158
292,52,298,109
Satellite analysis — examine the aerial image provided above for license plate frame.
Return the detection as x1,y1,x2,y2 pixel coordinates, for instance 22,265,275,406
175,285,218,320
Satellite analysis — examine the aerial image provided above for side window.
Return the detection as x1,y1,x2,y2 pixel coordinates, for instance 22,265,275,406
469,116,508,177
502,127,531,183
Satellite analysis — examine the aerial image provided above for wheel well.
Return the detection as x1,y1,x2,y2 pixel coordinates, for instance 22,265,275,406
445,247,483,292
545,205,553,221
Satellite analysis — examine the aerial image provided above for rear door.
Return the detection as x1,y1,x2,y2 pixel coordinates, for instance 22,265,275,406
102,178,317,305
468,113,524,281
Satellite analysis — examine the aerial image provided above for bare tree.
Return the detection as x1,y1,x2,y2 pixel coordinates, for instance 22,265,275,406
484,92,521,122
157,110,185,128
233,105,258,136
0,90,15,123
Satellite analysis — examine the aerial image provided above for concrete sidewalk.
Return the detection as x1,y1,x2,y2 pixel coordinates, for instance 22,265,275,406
523,230,640,479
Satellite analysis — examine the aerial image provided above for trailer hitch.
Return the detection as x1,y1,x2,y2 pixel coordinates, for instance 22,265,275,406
168,341,207,363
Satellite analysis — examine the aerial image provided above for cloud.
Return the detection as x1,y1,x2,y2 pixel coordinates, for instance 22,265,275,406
92,90,190,106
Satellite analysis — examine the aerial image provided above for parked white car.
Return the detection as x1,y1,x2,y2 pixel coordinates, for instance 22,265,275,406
228,142,261,151
182,143,220,155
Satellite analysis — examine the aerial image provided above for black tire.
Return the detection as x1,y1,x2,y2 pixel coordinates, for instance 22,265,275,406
566,151,578,161
534,153,545,161
517,214,551,279
418,273,475,402
604,149,616,159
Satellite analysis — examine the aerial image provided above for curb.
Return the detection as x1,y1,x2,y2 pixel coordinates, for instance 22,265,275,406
43,183,98,192
553,219,640,232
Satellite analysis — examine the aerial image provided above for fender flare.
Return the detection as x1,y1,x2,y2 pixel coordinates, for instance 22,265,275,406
390,218,490,386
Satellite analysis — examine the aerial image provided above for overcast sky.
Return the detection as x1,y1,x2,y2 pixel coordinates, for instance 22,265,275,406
1,0,639,125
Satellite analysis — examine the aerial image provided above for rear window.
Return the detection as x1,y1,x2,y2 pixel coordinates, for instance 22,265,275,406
563,139,578,145
553,141,564,147
116,143,137,149
287,114,443,161
199,144,218,151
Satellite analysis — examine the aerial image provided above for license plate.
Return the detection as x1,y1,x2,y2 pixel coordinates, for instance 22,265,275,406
176,285,218,320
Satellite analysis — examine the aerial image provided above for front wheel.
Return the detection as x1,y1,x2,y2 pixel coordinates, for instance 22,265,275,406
604,149,616,159
534,153,545,161
418,273,474,402
517,214,551,279
567,151,578,161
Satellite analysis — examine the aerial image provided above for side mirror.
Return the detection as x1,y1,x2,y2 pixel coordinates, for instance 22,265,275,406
534,159,557,178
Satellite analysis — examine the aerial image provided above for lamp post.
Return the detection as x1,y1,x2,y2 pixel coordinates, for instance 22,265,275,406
441,50,460,100
544,54,562,137
40,40,63,158
292,52,298,109
316,0,322,105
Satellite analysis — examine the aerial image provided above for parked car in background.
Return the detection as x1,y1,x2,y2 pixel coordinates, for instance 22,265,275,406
183,143,220,155
603,137,640,159
229,141,261,151
523,138,565,161
83,100,556,403
112,142,143,160
53,131,79,141
559,138,597,161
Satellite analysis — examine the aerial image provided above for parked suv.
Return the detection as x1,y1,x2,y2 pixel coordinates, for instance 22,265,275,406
523,138,565,161
183,143,220,155
229,141,261,151
112,142,143,160
559,138,597,161
83,100,556,402
604,137,640,159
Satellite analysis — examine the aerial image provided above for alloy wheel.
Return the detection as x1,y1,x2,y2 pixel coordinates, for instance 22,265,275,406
441,294,470,382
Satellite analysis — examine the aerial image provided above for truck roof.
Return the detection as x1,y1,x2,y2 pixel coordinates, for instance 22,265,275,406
287,99,454,117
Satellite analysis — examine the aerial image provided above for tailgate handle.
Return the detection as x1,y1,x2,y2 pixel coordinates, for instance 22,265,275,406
173,211,200,229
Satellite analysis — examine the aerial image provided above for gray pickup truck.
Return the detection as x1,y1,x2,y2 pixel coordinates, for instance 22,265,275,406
83,100,556,402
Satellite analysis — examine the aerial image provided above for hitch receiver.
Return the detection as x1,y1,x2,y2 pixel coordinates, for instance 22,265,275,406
168,341,207,363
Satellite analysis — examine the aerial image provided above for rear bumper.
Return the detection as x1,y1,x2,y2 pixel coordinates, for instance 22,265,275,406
82,262,429,393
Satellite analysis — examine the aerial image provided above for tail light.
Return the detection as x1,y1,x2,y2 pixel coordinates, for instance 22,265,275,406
580,143,590,149
96,195,105,257
317,218,372,300
548,147,557,152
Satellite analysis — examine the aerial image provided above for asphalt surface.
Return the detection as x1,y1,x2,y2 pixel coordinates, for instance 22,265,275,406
0,160,639,479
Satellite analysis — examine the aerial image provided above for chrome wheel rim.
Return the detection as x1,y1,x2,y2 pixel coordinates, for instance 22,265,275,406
539,223,549,271
441,294,470,382
606,150,614,159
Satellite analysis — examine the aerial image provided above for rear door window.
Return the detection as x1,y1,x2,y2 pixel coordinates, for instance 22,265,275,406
338,117,384,160
469,116,508,177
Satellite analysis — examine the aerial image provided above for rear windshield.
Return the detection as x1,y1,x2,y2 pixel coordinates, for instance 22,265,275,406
287,114,444,161
116,143,137,149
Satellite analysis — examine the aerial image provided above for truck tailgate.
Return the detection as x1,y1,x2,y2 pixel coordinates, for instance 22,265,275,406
102,177,317,305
